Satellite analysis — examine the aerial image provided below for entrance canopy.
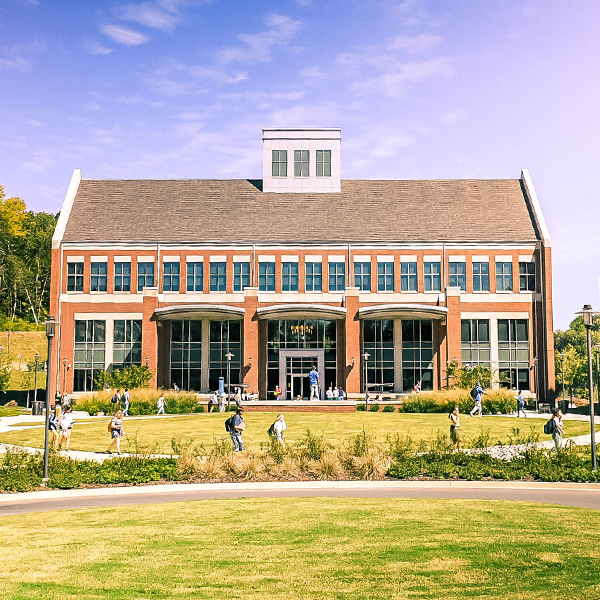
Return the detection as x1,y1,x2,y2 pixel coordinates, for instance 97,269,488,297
153,304,245,321
256,304,346,320
358,304,448,321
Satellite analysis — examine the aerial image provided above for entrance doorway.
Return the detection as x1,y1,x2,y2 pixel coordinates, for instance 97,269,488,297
279,349,325,400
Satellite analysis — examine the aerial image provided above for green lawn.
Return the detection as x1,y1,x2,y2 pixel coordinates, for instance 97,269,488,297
0,412,594,454
0,330,47,391
1,498,599,599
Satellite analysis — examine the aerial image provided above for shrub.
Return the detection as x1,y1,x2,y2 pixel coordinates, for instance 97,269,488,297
382,405,395,412
75,391,204,416
356,404,366,411
369,403,380,412
294,429,330,461
314,451,343,479
94,366,153,391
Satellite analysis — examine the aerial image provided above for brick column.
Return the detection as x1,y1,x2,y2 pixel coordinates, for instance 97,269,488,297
142,288,159,388
445,286,462,369
243,287,259,394
344,287,361,395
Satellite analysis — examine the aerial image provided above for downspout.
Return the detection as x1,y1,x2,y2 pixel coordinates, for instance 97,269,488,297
252,243,256,287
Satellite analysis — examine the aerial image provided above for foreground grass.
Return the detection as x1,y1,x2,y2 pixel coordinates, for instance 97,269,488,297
1,498,599,600
0,412,593,453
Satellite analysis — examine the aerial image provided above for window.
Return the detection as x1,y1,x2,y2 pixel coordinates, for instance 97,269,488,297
272,150,287,177
496,262,513,292
424,262,441,292
73,320,105,392
137,262,154,292
316,150,331,177
305,262,322,292
209,320,242,391
328,262,345,292
186,262,203,292
210,262,226,292
401,262,417,292
294,150,309,177
362,319,394,391
259,262,275,292
354,262,371,292
67,262,84,292
90,262,107,292
473,262,490,292
519,262,536,292
171,320,202,391
377,261,394,292
282,262,299,292
113,320,142,369
114,262,131,292
449,262,466,291
163,262,180,292
402,320,433,391
498,319,530,389
233,262,250,292
461,319,491,367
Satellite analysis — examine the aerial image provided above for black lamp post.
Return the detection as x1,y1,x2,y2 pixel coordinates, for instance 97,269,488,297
43,316,58,483
34,352,40,406
0,344,3,370
578,305,597,471
225,352,234,408
558,352,565,406
594,345,600,405
361,352,370,408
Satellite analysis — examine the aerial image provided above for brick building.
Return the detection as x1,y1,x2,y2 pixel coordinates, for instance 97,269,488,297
49,127,555,400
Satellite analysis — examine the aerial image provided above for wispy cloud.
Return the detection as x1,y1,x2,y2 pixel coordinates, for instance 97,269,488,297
101,24,150,46
0,54,31,71
387,33,442,54
116,1,180,32
0,39,46,71
300,66,325,83
84,40,114,56
22,150,55,173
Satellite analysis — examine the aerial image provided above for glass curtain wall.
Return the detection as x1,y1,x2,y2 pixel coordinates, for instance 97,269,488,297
73,320,106,392
402,320,434,390
362,319,394,391
170,320,202,391
461,319,491,368
498,319,530,390
209,320,242,391
113,320,142,369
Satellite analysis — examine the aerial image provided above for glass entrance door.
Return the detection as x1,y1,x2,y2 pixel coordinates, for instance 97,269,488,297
286,356,317,400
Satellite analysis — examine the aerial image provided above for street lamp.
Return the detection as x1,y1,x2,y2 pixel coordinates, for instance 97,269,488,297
0,344,3,369
361,352,370,408
18,353,22,371
34,352,40,407
225,352,234,408
558,352,565,406
62,358,68,396
594,345,600,405
43,316,58,483
577,305,598,471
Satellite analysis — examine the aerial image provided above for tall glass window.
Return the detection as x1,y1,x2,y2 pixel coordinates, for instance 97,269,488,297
519,262,535,292
449,262,466,291
282,262,299,292
233,262,250,292
163,262,180,292
362,320,394,391
137,262,154,292
498,319,530,390
401,262,417,292
496,262,513,292
354,262,371,291
209,320,242,391
90,262,107,292
424,262,441,292
402,320,433,391
328,262,345,292
114,262,131,292
272,150,287,177
473,262,490,292
461,319,490,367
113,320,142,369
259,262,276,291
316,150,331,177
187,262,203,292
294,150,309,177
171,320,202,391
210,262,226,292
67,262,84,292
73,320,105,392
377,261,394,291
305,262,322,292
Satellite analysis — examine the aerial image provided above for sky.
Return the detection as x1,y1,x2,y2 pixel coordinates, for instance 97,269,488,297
1,0,599,330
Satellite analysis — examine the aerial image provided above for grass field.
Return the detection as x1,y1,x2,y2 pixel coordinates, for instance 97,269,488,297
0,412,593,453
0,331,47,391
1,498,599,599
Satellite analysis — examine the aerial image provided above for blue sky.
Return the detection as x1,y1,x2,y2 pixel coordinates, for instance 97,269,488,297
1,0,599,329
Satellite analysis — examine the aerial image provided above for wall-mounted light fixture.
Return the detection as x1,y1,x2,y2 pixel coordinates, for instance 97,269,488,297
351,357,355,367
248,357,252,366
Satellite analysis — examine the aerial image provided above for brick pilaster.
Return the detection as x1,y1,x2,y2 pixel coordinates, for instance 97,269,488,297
142,288,159,387
243,287,259,395
344,287,361,394
445,286,462,369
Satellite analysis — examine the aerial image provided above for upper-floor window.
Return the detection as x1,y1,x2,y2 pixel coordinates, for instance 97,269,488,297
187,262,203,292
519,262,535,292
113,319,142,368
282,262,299,292
294,150,309,177
137,262,154,292
329,262,345,292
496,262,513,292
233,262,250,292
210,262,226,292
90,262,107,292
316,150,331,177
114,262,131,292
377,261,394,292
401,262,417,292
354,262,371,291
472,262,489,292
67,262,84,292
272,150,287,177
259,262,275,292
424,261,441,292
305,262,322,292
449,262,466,291
163,262,180,292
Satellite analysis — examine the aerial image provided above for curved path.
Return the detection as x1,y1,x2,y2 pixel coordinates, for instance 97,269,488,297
2,480,600,516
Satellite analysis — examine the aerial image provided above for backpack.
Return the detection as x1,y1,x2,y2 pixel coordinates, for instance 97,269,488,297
107,419,113,433
544,418,556,435
267,423,276,437
111,395,119,404
470,387,478,399
225,415,235,433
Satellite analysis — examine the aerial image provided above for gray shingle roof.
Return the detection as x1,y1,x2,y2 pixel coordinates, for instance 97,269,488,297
62,178,539,244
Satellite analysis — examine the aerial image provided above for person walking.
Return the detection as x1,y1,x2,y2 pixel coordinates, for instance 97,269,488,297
308,366,320,400
59,405,76,451
338,387,345,401
49,403,62,451
515,391,526,418
469,382,485,417
230,407,245,452
111,389,121,412
273,413,287,446
274,384,282,401
449,406,461,449
157,394,166,415
218,392,225,412
207,391,216,413
122,388,130,416
552,408,564,450
106,409,125,454
326,386,333,400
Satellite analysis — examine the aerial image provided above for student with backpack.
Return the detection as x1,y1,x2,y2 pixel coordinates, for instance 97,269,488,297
268,414,287,446
469,382,485,417
225,407,246,451
106,409,125,454
544,408,564,450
